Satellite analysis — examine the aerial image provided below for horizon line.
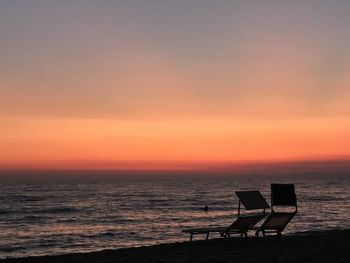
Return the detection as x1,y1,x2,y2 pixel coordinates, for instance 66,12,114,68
2,156,350,172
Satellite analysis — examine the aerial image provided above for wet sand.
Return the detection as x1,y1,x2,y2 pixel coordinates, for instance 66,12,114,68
1,229,349,263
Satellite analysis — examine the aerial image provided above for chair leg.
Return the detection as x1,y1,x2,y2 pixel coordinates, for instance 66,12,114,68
277,230,282,238
239,232,247,238
255,229,260,237
206,232,209,241
190,233,193,243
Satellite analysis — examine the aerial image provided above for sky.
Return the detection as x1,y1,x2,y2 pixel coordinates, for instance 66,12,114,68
1,0,350,169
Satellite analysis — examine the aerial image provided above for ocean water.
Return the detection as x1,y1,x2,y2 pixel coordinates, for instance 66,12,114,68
0,174,349,259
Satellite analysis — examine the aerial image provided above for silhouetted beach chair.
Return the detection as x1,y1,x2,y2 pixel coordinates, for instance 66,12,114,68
182,190,270,242
255,183,297,238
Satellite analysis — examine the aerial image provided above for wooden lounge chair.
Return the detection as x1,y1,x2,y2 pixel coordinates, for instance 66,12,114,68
182,190,270,242
255,183,297,238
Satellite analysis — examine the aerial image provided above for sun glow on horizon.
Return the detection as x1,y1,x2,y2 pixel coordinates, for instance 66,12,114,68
1,115,350,170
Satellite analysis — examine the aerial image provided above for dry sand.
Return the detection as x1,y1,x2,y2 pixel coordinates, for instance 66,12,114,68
1,229,349,263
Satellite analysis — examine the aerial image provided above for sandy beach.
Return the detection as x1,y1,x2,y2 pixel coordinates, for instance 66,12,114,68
1,229,349,263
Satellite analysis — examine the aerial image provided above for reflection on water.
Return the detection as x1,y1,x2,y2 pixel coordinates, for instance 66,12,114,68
0,175,349,258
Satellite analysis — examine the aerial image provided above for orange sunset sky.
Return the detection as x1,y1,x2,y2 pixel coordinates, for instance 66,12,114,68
1,1,350,170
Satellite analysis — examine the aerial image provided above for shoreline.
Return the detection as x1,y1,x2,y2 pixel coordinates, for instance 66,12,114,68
1,229,349,263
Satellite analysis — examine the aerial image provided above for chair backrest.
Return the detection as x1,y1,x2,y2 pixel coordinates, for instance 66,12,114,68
270,184,297,211
235,190,270,210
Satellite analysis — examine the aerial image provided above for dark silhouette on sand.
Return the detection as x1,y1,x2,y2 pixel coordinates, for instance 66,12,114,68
183,184,298,241
255,184,298,238
183,190,269,241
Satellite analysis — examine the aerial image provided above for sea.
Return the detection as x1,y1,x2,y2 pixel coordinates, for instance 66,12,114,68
0,172,349,259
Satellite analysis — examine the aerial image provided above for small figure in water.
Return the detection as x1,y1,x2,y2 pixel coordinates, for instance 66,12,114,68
204,205,208,212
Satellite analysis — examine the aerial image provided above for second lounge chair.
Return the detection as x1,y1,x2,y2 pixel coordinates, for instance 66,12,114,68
255,183,297,238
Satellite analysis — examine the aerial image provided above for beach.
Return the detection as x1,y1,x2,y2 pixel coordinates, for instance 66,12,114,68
2,229,349,263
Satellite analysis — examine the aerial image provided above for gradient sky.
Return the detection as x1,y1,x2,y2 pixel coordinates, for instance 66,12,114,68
1,0,350,169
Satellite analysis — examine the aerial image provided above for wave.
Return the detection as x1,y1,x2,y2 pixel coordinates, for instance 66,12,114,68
0,245,27,253
23,215,51,221
307,196,347,202
36,207,80,214
5,195,43,202
0,207,79,216
80,231,122,238
0,209,12,214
